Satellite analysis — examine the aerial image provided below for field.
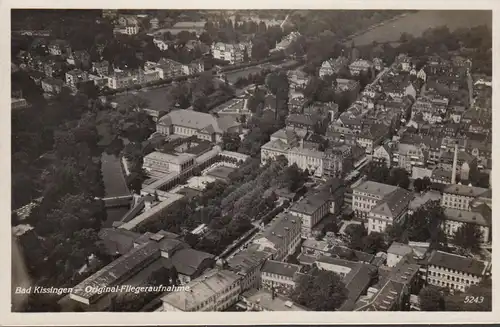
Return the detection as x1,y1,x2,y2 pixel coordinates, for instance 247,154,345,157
350,10,492,46
224,66,267,84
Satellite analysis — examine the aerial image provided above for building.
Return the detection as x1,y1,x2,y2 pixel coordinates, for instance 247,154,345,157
252,213,302,261
107,70,140,89
356,123,388,154
273,31,301,52
156,109,241,143
11,98,30,110
41,77,64,94
351,181,398,219
386,242,413,267
48,39,71,56
322,144,355,178
160,268,242,311
92,61,109,76
300,239,331,258
443,205,491,244
225,247,273,292
183,60,205,75
373,144,393,168
426,250,490,292
156,58,186,79
70,230,214,308
241,288,308,311
143,151,196,176
150,17,160,29
319,56,349,77
367,187,412,234
441,184,489,211
314,256,378,310
316,177,346,216
260,260,301,295
355,258,420,311
211,42,251,64
289,191,330,238
65,69,89,90
349,59,373,76
287,146,324,177
68,50,91,70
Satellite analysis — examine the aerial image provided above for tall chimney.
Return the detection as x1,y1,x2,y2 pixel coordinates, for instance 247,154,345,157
451,143,458,184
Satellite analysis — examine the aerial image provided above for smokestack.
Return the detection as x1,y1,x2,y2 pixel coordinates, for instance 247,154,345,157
451,143,458,184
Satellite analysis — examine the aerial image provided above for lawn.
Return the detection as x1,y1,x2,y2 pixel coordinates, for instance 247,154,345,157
350,10,492,46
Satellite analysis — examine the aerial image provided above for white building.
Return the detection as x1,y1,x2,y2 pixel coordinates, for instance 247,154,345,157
349,59,373,76
289,192,330,238
211,42,251,64
386,242,413,267
441,184,489,211
351,181,398,219
252,213,302,261
260,260,300,295
426,250,490,292
161,269,242,311
107,70,139,89
367,187,412,234
143,152,196,175
157,109,242,143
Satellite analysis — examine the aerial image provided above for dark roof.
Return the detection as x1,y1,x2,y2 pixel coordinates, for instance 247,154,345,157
443,184,489,198
71,242,160,301
98,228,141,255
370,188,413,218
339,263,377,310
171,248,214,277
427,250,487,276
261,260,300,278
227,248,273,274
290,192,329,215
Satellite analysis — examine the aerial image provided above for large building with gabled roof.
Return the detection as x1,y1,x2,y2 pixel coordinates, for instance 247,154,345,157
156,109,242,143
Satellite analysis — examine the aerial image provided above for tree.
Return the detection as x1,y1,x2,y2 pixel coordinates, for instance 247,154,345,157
222,132,241,152
419,286,445,311
344,223,366,250
291,268,348,311
362,231,387,254
251,38,270,60
388,168,411,189
414,177,431,193
452,223,482,253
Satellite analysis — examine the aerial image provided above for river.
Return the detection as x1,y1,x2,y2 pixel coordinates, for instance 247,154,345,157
101,152,131,227
350,10,492,46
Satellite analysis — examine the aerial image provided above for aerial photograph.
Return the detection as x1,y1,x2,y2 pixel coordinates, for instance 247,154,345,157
11,9,492,313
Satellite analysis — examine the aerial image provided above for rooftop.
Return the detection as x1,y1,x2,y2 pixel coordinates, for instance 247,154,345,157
428,250,488,276
369,188,413,218
353,181,398,198
260,213,301,247
71,242,160,301
444,208,491,227
290,192,329,215
144,151,196,165
242,288,309,311
170,248,215,277
158,109,240,135
387,242,413,257
161,269,241,311
226,248,273,275
261,260,301,278
443,184,489,198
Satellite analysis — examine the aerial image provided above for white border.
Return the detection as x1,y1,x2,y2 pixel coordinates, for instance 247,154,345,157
1,0,498,325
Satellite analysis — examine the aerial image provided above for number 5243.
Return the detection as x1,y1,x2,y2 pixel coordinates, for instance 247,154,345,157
464,296,484,304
